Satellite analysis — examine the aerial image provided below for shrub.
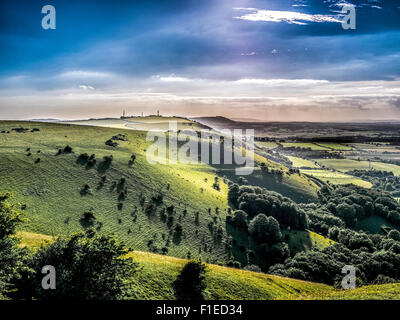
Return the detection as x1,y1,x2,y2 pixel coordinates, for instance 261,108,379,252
172,261,207,300
105,139,118,147
14,230,137,300
63,145,73,153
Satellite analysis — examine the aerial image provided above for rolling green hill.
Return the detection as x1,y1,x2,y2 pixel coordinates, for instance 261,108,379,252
0,120,317,265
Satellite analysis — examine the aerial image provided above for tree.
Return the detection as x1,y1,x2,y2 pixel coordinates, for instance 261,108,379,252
388,230,400,242
172,260,207,300
249,214,281,245
14,230,137,300
0,192,26,298
230,210,248,229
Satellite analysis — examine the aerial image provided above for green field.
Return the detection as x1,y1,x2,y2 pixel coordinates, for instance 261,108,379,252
317,159,400,176
16,231,400,300
281,142,329,151
300,169,372,188
287,156,319,169
256,141,278,149
314,143,353,151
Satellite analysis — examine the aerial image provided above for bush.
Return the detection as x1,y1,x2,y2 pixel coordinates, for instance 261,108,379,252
229,210,248,229
14,230,137,300
172,261,207,300
63,145,73,153
388,230,400,241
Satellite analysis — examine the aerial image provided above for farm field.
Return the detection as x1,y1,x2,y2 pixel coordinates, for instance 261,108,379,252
300,169,372,188
317,159,400,176
348,143,400,153
281,142,329,150
287,156,319,169
314,142,353,151
256,141,279,149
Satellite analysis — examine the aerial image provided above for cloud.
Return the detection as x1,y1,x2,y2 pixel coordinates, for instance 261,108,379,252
157,75,192,82
234,78,329,86
233,7,342,25
79,85,95,90
59,70,113,79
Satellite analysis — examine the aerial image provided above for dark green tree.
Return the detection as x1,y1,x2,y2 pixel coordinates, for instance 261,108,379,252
172,260,207,300
14,230,137,300
249,214,281,245
0,192,26,298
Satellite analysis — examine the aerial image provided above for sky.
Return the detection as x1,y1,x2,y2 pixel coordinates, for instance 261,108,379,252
0,0,399,121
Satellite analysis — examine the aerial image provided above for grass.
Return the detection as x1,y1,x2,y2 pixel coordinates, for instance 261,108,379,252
255,141,278,149
282,229,334,254
300,169,372,188
281,143,329,151
0,121,229,263
317,159,400,176
0,120,320,265
314,143,353,151
15,231,400,300
356,215,400,235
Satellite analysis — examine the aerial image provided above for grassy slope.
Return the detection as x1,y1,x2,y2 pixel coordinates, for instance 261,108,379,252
0,121,229,263
282,229,335,254
16,231,400,300
0,120,318,264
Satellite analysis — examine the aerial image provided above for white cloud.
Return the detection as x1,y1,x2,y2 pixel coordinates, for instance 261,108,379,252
233,7,342,25
59,70,113,79
157,75,192,82
241,52,256,56
234,78,329,86
79,85,95,90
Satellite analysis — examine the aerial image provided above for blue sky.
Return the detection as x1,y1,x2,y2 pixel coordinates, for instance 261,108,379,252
0,0,399,121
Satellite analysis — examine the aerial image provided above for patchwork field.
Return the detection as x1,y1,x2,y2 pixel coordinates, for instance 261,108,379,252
317,159,400,176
